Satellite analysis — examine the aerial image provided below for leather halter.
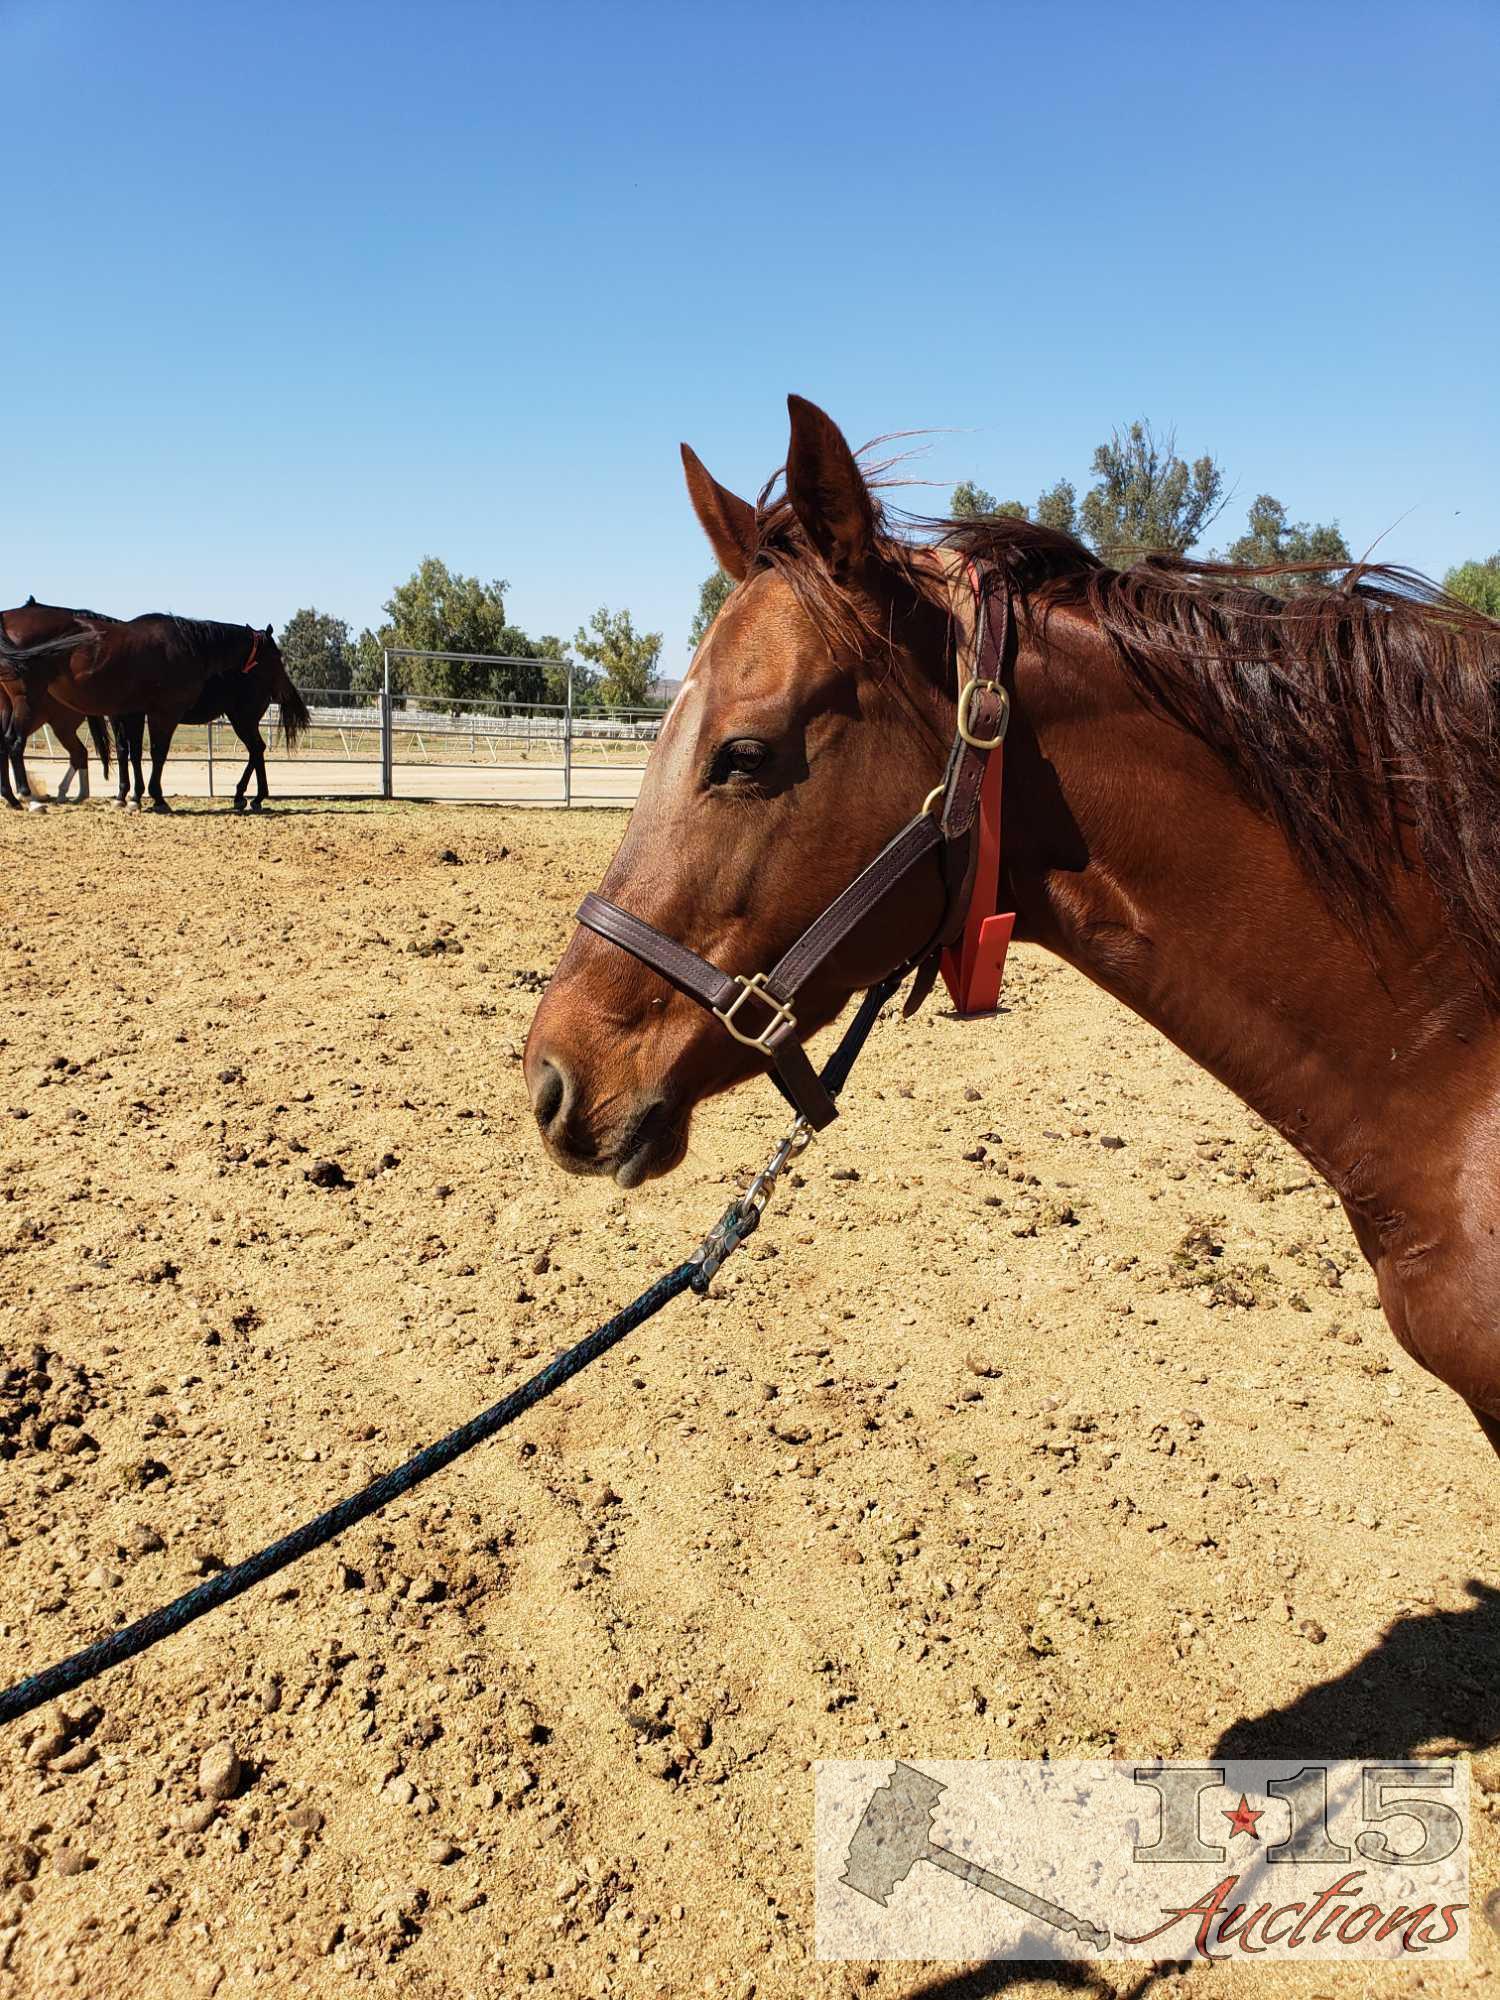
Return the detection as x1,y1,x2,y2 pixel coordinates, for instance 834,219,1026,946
242,628,263,675
575,562,1013,1131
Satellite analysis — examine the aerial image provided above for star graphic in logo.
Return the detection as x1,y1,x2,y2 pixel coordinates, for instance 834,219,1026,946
1223,1793,1264,1840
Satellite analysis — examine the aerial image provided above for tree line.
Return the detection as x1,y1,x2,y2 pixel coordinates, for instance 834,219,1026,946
284,429,1499,710
687,419,1500,637
280,557,665,711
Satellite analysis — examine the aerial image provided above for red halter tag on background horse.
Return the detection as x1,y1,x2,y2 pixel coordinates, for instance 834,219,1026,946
938,738,1014,1015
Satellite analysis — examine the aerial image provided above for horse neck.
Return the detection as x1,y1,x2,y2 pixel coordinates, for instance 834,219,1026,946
1001,608,1493,1220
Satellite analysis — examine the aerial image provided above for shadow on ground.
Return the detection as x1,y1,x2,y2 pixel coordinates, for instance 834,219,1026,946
1214,1580,1500,1760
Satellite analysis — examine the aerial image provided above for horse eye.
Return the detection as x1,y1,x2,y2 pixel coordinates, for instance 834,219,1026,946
710,738,769,783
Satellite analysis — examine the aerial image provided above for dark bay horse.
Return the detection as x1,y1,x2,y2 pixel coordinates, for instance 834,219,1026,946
527,394,1500,1459
0,600,116,809
5,613,310,811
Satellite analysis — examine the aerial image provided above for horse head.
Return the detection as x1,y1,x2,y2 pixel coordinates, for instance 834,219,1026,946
525,396,966,1185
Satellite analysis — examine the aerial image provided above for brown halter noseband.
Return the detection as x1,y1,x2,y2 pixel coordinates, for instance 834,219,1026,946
574,562,1013,1131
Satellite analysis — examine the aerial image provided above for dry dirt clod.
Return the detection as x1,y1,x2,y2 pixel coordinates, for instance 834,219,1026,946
675,1714,712,1753
52,1847,92,1877
0,1840,40,1887
306,1158,351,1190
197,1741,242,1801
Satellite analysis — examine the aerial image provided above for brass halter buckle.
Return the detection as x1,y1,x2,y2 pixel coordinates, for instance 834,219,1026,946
713,971,797,1053
957,676,1010,750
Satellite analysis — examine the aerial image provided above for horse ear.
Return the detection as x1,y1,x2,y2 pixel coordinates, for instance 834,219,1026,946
681,445,756,581
264,621,274,639
785,394,876,580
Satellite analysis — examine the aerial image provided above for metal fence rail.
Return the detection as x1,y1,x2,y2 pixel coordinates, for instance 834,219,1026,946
30,654,668,808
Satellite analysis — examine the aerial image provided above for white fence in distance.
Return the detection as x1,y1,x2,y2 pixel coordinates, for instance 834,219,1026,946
29,666,666,808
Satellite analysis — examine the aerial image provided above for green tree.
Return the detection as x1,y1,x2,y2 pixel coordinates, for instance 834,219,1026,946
1443,552,1500,619
351,628,385,697
951,479,1073,533
951,480,997,519
378,558,526,703
1034,479,1079,537
278,608,354,703
689,567,734,651
950,481,1027,522
1078,421,1226,564
1220,494,1351,591
956,478,1032,524
357,558,573,707
574,606,664,710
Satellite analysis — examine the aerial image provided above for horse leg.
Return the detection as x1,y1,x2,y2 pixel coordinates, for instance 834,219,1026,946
252,724,271,812
0,690,17,809
54,718,88,803
144,714,177,813
128,716,146,808
229,714,262,814
6,688,44,812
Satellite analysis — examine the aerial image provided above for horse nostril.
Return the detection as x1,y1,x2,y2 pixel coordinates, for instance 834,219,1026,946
531,1058,566,1134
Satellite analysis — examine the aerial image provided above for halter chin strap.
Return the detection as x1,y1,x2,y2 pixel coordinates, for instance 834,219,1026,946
575,560,1013,1130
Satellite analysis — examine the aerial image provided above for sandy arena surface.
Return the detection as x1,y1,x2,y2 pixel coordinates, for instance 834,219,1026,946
0,798,1495,1999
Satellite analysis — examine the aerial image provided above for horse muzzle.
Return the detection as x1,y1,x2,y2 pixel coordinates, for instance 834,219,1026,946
524,1042,689,1188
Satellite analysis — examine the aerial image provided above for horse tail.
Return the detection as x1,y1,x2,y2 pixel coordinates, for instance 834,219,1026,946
275,662,310,751
87,716,111,778
0,626,103,666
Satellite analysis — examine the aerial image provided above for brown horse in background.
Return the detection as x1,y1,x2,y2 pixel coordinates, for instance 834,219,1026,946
527,394,1500,1460
0,601,117,809
4,612,309,811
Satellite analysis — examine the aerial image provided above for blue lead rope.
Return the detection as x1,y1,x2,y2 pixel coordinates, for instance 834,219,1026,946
0,976,899,1730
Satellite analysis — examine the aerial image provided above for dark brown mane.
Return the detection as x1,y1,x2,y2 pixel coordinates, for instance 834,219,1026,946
749,461,1500,996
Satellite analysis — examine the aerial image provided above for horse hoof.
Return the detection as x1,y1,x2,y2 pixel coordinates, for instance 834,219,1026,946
25,800,47,814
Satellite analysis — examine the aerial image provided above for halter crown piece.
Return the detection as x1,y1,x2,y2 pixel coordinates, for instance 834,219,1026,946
575,560,1017,1129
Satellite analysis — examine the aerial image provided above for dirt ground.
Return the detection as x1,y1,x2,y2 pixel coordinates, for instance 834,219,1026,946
1,799,1495,2000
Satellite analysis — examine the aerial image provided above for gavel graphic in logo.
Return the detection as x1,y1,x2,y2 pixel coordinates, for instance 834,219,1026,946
841,1762,1111,1953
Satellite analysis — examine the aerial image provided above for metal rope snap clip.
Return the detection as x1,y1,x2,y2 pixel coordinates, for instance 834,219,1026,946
689,1115,813,1293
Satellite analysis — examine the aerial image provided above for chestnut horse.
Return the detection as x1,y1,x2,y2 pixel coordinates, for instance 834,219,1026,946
527,395,1500,1458
3,612,309,812
0,601,116,809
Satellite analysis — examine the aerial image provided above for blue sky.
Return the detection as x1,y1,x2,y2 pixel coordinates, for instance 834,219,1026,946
4,0,1496,662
